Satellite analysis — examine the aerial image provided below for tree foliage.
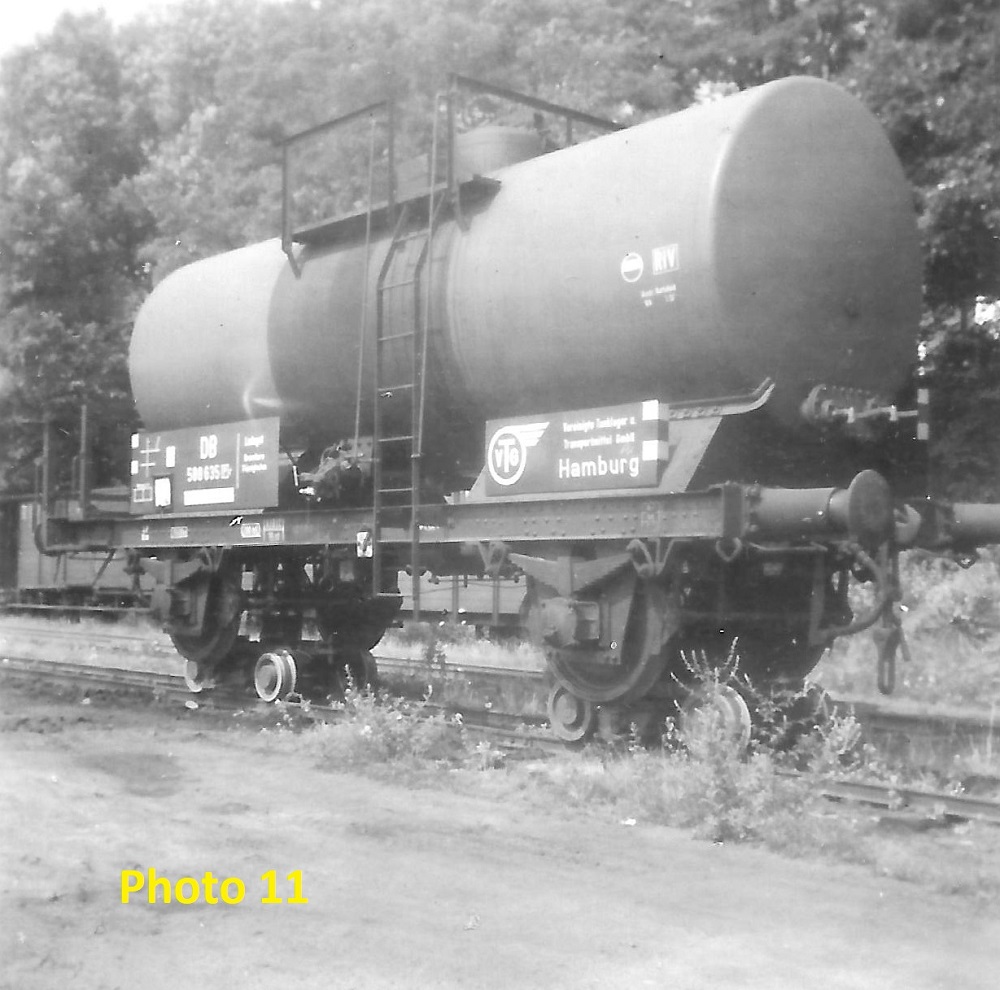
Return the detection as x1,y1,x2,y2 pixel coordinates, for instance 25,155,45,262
925,317,1000,501
842,0,1000,314
639,0,870,94
0,12,152,490
0,0,998,497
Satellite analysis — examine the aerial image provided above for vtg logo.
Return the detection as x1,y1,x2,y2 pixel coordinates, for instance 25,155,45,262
486,422,549,487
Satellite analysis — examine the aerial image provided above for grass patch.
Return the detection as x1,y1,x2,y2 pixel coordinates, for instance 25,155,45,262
258,675,1000,906
529,697,872,856
867,823,1000,901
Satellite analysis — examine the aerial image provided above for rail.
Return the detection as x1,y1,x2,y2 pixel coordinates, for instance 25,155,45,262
4,655,1000,825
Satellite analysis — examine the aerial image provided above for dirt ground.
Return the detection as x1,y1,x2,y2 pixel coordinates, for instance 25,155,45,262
2,686,998,990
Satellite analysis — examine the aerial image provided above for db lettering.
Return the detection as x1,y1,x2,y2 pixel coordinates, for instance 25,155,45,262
199,434,219,459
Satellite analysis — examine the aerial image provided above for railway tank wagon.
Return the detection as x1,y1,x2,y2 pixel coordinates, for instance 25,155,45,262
41,75,1000,739
130,77,920,455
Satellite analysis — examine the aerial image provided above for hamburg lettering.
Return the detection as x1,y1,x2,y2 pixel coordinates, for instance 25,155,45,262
558,455,640,480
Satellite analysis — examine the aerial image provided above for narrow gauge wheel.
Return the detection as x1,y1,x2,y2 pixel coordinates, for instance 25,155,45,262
678,684,752,753
547,685,597,743
254,650,299,703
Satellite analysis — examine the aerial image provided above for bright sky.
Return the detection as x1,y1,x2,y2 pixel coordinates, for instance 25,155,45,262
0,1,171,58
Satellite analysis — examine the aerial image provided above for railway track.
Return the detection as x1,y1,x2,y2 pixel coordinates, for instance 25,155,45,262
2,614,998,739
0,655,230,704
5,617,998,755
0,655,557,751
0,618,175,644
3,654,1000,826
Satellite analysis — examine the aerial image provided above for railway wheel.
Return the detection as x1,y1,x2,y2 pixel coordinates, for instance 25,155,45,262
169,554,243,670
547,685,597,743
678,683,752,754
254,649,300,703
543,578,679,706
171,612,241,666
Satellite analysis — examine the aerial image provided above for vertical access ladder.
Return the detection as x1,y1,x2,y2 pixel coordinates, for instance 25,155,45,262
371,139,447,621
360,78,619,618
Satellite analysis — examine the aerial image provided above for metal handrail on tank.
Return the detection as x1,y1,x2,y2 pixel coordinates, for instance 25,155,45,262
442,74,623,227
280,99,395,263
446,73,624,145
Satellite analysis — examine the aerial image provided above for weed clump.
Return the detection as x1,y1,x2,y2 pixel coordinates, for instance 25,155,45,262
304,686,467,768
279,684,511,774
671,711,808,844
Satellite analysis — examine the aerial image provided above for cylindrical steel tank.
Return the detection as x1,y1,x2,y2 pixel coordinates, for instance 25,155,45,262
130,77,920,449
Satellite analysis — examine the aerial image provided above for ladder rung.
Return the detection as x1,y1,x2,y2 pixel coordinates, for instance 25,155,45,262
379,278,417,291
379,487,413,495
379,383,415,393
377,331,416,344
379,434,414,443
